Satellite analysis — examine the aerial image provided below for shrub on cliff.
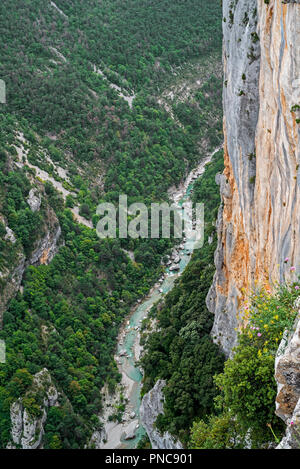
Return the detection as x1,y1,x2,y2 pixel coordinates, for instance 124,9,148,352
189,412,244,449
215,343,282,447
190,281,300,448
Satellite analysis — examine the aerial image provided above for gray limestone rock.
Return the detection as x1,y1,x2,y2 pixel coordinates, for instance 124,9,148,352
27,188,41,212
140,380,183,449
8,368,59,449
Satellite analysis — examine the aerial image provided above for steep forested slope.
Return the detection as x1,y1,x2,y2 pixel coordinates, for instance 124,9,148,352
140,150,225,446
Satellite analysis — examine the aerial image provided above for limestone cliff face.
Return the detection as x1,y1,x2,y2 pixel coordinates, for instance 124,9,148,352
207,0,300,356
140,380,183,450
0,181,61,326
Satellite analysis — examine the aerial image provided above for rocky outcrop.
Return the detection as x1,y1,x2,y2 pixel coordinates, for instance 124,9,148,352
140,380,183,450
0,191,61,325
88,428,107,449
27,189,42,213
8,369,59,449
27,181,62,266
208,0,300,356
275,311,300,448
29,223,61,266
276,398,300,449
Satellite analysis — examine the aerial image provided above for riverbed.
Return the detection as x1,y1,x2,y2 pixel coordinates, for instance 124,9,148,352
100,146,222,449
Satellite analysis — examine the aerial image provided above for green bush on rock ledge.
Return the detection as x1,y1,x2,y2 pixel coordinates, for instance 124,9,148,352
190,281,300,449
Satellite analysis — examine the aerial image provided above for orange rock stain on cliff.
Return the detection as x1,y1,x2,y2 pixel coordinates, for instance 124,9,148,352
218,137,251,308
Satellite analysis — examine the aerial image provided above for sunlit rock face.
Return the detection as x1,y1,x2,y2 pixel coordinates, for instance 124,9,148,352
208,0,300,357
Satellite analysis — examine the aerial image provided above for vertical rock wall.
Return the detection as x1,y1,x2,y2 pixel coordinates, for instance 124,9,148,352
207,0,300,356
